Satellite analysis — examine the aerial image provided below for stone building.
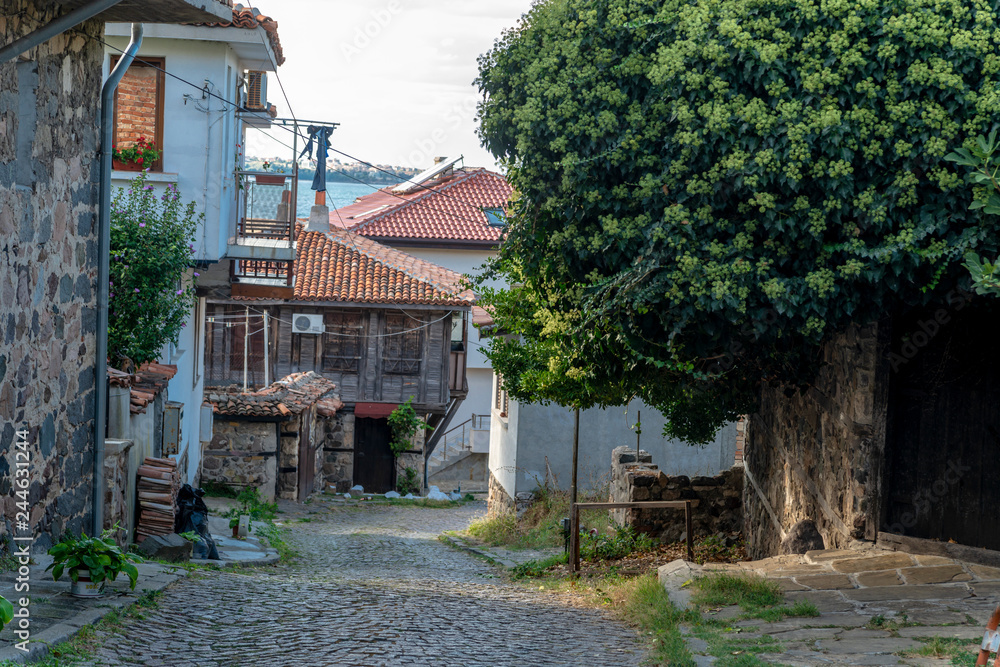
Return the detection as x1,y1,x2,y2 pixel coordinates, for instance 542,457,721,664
745,294,1000,561
202,372,342,501
0,0,230,548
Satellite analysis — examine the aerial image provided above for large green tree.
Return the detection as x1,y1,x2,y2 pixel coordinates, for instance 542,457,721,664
476,0,1000,442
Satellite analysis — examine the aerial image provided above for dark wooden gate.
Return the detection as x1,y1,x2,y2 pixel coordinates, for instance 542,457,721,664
884,299,1000,550
353,417,395,493
297,410,317,501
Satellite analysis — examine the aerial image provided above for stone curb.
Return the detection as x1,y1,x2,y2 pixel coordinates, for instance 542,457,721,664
439,535,518,569
189,552,281,568
0,570,190,665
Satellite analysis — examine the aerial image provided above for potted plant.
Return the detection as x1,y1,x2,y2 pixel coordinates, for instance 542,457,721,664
112,136,161,172
255,160,286,185
46,530,143,598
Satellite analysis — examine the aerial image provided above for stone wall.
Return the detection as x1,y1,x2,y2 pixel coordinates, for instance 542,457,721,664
609,447,743,543
487,470,515,516
743,322,889,559
320,412,354,493
0,3,105,549
201,420,278,500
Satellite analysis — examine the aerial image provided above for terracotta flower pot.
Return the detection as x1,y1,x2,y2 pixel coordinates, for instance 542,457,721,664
255,174,286,185
113,159,144,172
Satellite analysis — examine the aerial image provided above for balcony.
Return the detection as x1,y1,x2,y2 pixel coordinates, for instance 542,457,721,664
229,171,297,299
227,171,297,262
449,350,468,397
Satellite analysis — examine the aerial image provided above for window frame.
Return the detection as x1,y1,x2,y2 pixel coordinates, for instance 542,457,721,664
321,311,366,373
382,313,423,375
112,55,166,172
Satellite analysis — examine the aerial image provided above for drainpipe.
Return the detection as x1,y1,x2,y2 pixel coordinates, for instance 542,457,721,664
0,0,124,63
94,23,143,536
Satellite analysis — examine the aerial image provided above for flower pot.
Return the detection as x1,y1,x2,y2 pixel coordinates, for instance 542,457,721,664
71,569,104,598
112,159,144,172
231,525,239,538
255,174,286,185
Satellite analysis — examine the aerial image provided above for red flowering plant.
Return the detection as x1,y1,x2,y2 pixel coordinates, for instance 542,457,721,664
112,136,161,168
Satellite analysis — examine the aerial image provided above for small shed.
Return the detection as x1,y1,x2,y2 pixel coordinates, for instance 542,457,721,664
202,371,342,500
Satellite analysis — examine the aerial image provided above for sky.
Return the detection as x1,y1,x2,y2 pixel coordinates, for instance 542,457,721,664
246,0,535,172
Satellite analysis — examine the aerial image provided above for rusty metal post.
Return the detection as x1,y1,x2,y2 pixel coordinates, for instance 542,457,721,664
570,503,580,574
685,500,694,562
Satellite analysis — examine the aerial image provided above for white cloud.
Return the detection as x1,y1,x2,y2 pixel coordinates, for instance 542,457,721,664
245,0,533,172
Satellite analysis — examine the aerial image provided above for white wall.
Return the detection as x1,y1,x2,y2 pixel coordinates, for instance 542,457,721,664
492,391,739,498
488,372,519,499
103,35,240,263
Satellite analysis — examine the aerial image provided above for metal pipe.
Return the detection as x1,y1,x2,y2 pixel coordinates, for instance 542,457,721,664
94,22,143,536
0,0,124,63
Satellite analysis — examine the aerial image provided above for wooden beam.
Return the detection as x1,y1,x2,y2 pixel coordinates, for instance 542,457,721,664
231,283,294,300
878,531,1000,568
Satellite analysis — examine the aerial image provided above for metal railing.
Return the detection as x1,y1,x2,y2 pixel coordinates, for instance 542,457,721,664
234,171,296,244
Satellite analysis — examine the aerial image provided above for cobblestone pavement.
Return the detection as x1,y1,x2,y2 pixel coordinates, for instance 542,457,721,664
77,499,647,667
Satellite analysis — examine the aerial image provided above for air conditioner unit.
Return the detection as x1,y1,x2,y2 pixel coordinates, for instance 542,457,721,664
246,71,267,110
292,313,324,334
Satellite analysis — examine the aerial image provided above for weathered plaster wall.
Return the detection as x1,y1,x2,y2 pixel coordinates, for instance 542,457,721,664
201,420,278,500
0,4,105,549
609,447,743,543
743,322,888,559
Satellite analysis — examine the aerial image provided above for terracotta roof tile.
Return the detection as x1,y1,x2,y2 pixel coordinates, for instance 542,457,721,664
293,226,476,306
205,371,338,417
108,362,178,414
191,3,285,66
330,168,511,245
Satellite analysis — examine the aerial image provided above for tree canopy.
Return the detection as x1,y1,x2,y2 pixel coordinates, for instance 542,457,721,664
475,0,1000,442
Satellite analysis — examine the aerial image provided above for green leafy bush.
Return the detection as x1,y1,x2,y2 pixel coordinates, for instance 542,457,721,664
388,398,427,457
397,466,420,494
46,529,144,589
580,524,655,561
476,0,1000,441
0,595,12,629
109,172,200,367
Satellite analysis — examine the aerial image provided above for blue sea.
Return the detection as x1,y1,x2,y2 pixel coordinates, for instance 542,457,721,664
295,180,381,219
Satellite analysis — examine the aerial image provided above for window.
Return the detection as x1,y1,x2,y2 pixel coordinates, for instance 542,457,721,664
322,312,364,372
494,374,509,418
450,311,466,352
383,314,422,375
113,56,165,171
483,207,507,227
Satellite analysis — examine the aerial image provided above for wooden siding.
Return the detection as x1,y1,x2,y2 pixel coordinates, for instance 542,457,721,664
206,303,459,412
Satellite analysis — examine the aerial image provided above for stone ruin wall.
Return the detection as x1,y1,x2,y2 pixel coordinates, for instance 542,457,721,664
609,446,743,543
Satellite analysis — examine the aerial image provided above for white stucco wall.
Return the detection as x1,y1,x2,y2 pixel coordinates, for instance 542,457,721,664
488,372,519,498
490,393,739,499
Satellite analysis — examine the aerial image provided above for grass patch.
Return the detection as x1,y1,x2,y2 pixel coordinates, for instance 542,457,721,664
256,522,298,562
510,553,568,579
692,572,783,611
865,612,917,632
901,635,979,665
466,485,612,550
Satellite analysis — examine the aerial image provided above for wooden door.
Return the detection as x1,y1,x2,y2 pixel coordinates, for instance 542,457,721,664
883,299,1000,550
353,418,395,493
297,412,316,501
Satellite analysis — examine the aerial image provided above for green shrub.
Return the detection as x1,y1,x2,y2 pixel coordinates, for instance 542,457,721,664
580,524,655,561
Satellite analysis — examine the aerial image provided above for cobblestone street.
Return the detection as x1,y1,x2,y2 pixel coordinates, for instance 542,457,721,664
77,499,646,667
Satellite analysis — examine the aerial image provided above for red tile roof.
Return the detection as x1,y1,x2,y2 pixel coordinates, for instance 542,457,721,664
293,226,476,306
193,3,285,66
205,371,341,417
330,168,511,246
108,362,178,414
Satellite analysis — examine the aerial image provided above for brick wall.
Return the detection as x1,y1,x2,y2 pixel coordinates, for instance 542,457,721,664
113,61,160,166
743,322,889,559
0,2,105,550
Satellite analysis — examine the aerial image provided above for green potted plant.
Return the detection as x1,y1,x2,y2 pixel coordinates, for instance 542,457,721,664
46,530,144,598
112,136,161,172
255,159,286,185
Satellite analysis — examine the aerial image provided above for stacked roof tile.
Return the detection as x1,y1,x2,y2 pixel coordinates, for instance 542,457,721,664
293,227,475,306
193,3,285,65
108,363,178,414
205,371,340,417
331,168,511,245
